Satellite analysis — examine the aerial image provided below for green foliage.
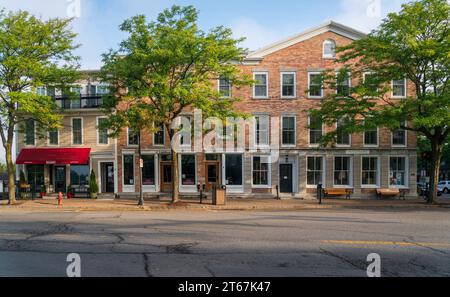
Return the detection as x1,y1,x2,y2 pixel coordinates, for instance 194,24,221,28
99,5,252,139
89,170,99,194
67,184,74,194
0,9,80,204
40,184,46,193
313,0,450,144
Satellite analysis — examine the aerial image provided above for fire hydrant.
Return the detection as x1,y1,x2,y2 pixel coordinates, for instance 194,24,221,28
57,192,63,206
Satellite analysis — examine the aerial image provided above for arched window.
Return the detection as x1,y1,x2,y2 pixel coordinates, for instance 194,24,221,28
323,39,336,59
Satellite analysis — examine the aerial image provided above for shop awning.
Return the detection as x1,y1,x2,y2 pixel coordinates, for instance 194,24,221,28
16,148,91,165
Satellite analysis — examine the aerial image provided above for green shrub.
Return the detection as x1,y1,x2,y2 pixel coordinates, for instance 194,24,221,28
89,170,99,195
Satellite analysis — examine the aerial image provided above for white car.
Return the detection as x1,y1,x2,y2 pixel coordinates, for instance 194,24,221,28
437,181,450,194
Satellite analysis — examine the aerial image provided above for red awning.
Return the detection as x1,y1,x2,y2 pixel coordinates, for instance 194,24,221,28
16,148,91,165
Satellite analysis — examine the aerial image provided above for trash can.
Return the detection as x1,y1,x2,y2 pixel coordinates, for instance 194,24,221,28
212,185,226,205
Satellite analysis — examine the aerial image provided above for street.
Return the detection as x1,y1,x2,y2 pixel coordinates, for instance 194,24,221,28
0,208,449,277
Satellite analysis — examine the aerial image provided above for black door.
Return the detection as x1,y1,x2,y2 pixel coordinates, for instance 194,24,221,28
280,164,293,193
55,166,66,193
102,163,115,193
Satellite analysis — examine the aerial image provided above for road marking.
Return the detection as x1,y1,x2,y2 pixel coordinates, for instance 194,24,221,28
322,240,450,248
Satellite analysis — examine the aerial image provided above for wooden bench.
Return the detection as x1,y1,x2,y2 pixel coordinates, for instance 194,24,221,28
323,188,353,199
376,189,406,200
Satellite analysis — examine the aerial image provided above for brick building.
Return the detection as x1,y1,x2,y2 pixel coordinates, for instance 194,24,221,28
15,21,418,200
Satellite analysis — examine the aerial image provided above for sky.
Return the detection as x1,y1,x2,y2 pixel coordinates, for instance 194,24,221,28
0,0,410,161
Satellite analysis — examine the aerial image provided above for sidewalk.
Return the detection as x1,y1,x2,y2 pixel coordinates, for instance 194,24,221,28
1,197,450,212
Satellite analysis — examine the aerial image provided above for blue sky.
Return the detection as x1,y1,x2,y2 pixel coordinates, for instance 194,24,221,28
0,0,410,161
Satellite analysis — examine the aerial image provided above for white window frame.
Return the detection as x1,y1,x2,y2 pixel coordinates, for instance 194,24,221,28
254,114,270,148
97,116,109,146
361,156,380,188
251,155,272,188
363,127,379,148
389,156,409,189
280,72,297,99
333,156,353,188
306,156,326,188
71,117,83,145
308,115,323,147
180,115,193,147
391,121,407,148
218,77,232,98
253,72,269,99
179,154,197,192
47,128,59,146
335,119,352,148
336,72,352,96
391,78,407,98
323,39,336,59
127,127,139,147
24,119,36,147
122,153,135,192
153,124,165,147
281,115,296,147
308,72,323,99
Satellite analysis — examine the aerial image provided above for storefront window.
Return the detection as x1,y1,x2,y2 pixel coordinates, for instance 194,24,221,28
181,155,196,186
142,155,155,186
123,155,134,185
225,154,242,186
70,165,89,187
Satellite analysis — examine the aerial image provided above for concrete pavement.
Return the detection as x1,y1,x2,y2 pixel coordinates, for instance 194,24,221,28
0,208,449,277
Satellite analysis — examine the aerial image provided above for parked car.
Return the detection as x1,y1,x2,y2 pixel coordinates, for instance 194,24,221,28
417,182,443,197
437,181,450,194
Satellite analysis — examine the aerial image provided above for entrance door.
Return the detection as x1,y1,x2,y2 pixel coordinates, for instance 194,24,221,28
55,166,66,193
101,163,115,193
280,164,293,193
160,162,173,192
205,162,220,191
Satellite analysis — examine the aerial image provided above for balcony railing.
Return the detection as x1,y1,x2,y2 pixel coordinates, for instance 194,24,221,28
53,94,109,109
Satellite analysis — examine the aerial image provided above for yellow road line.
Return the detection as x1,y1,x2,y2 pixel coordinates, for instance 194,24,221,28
322,240,450,248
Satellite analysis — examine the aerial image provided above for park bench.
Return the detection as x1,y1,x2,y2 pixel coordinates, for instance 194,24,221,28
376,188,406,200
323,188,353,199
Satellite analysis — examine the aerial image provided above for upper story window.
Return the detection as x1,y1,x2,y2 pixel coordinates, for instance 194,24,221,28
25,119,35,146
180,116,193,146
154,124,165,146
254,115,270,146
72,118,83,145
37,87,46,96
323,39,336,59
48,128,59,146
392,121,407,146
281,72,296,98
218,77,231,98
363,72,379,94
90,84,109,95
337,72,351,96
364,128,379,147
97,118,109,145
281,116,296,146
309,115,323,145
253,72,269,99
392,78,407,98
308,72,323,98
336,118,351,146
128,128,139,146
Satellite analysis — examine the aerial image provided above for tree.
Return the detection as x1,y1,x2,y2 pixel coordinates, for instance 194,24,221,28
99,5,251,203
0,10,80,204
312,0,449,203
89,169,99,199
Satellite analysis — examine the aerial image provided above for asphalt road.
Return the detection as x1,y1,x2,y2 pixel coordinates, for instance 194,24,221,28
0,208,449,277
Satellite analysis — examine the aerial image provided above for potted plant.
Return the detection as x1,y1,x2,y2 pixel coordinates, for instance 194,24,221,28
66,184,74,199
39,185,47,198
19,170,29,199
89,170,99,199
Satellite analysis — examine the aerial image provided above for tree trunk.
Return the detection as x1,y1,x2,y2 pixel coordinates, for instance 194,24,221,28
428,139,444,204
5,146,16,205
137,131,144,206
171,149,180,203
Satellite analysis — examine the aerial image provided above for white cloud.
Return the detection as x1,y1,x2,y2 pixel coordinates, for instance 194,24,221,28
334,0,407,33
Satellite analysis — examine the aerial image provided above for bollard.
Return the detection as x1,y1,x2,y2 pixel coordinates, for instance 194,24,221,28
57,192,63,206
317,184,323,205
